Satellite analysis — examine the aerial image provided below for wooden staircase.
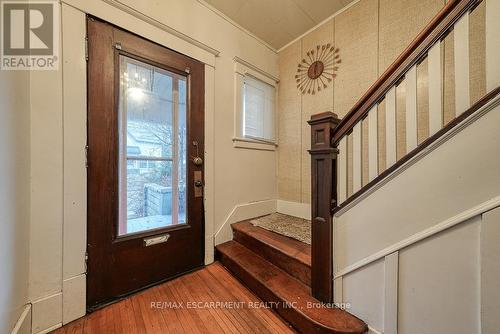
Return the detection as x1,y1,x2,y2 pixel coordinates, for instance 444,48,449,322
216,220,368,334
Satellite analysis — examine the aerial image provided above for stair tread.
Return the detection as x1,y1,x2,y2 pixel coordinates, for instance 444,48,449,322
233,221,311,267
216,241,367,334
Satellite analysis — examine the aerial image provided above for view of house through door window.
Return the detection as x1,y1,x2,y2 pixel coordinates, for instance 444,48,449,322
118,55,187,235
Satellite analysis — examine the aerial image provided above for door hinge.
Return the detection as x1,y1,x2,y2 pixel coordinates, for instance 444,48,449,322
85,145,89,168
85,36,89,61
84,250,88,273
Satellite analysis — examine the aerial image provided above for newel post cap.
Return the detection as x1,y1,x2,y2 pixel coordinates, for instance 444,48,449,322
308,111,340,152
307,111,341,126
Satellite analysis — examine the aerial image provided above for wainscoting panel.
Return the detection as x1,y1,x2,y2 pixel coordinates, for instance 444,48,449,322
383,252,398,334
31,293,62,334
337,214,486,333
62,275,86,325
342,259,384,331
398,217,480,333
480,207,500,333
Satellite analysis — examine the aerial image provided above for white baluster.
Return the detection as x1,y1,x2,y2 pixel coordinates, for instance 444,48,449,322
338,137,347,204
368,105,378,182
406,65,418,152
385,87,397,168
428,41,443,136
352,123,362,193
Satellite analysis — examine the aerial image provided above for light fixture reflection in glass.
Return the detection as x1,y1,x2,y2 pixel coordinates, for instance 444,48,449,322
122,63,156,102
128,87,144,101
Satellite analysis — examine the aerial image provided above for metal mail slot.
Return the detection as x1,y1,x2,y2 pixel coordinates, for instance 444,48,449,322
143,233,170,247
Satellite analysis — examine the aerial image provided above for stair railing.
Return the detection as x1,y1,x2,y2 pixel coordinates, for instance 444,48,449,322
309,0,500,303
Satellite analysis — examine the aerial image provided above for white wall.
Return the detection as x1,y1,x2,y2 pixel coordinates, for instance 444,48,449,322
333,96,500,333
0,71,31,331
28,0,279,332
29,28,64,334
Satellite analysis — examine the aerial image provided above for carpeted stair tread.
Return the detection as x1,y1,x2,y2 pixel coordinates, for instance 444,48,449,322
250,213,311,244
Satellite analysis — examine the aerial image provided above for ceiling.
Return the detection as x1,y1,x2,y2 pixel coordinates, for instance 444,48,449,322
202,0,356,50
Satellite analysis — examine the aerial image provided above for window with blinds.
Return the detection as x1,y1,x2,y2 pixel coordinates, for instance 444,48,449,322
243,75,276,142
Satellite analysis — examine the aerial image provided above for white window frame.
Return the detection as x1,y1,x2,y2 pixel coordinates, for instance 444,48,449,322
233,57,279,151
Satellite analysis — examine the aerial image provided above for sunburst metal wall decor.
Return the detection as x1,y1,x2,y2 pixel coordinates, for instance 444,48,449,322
296,44,340,95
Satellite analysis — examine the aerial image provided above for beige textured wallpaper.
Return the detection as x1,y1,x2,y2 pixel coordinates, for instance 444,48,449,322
277,0,456,203
277,41,302,202
334,0,379,120
378,0,445,74
469,1,486,105
301,19,335,203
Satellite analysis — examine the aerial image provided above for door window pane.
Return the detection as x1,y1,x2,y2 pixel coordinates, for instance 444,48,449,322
118,55,187,236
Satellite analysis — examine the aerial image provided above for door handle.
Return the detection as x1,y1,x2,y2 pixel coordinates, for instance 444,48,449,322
192,156,203,166
192,141,203,166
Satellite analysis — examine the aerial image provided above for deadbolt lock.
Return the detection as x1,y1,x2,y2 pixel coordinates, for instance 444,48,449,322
194,171,203,197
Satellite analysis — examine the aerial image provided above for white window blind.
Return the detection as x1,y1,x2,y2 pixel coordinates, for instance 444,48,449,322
243,75,275,142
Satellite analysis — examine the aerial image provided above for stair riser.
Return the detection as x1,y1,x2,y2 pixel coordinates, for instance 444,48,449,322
233,229,311,286
218,250,349,334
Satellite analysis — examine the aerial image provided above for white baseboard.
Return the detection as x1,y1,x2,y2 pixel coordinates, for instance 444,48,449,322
32,292,62,334
277,200,311,220
36,324,62,334
10,304,31,334
368,326,383,334
63,274,86,325
214,199,276,245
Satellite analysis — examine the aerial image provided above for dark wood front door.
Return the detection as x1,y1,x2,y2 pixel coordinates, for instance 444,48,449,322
86,17,205,309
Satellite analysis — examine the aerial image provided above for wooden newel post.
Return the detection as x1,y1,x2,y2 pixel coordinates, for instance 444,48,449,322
308,111,340,303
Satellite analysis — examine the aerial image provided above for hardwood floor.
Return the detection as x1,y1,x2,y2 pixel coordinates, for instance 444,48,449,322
53,263,295,334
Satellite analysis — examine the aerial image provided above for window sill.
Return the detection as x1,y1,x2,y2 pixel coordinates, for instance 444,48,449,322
232,137,277,151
